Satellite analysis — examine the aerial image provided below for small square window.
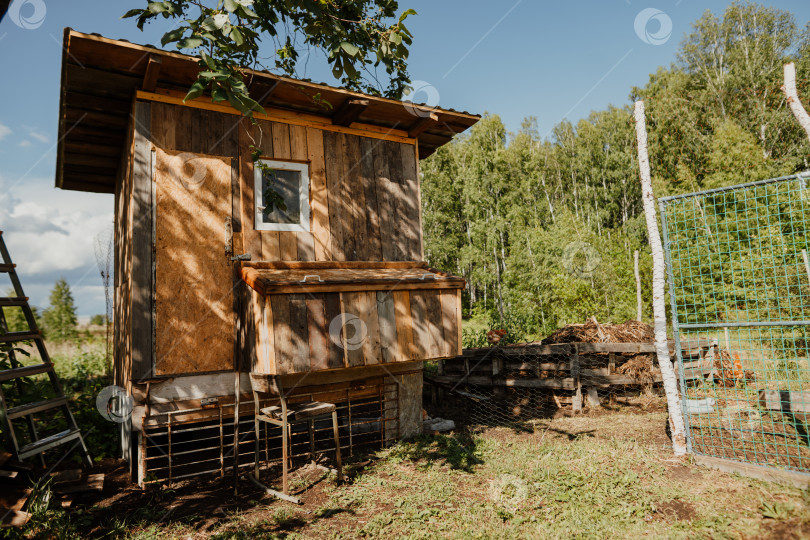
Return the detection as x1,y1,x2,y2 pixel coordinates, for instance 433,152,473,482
254,159,310,232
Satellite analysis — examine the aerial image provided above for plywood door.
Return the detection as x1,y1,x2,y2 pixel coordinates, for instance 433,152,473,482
154,149,234,375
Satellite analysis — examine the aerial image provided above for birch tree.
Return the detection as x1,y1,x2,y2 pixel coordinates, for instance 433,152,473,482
633,100,687,456
783,62,810,142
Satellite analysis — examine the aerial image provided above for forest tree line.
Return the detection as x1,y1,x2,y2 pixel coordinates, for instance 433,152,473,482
420,2,810,344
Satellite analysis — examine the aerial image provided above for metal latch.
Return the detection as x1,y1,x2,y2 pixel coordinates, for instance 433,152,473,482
201,397,219,409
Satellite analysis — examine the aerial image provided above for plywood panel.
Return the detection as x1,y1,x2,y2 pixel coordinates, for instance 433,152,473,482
289,294,310,373
393,290,415,361
279,232,297,260
306,127,331,261
154,149,234,375
306,295,329,371
324,292,345,369
377,291,398,363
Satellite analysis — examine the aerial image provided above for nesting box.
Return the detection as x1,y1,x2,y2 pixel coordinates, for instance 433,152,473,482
55,29,478,483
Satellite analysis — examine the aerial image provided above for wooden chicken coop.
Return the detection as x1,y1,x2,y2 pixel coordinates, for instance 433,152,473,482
54,29,478,484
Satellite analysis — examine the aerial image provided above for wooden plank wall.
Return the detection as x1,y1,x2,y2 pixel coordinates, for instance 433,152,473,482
239,118,422,262
114,101,137,390
120,100,431,384
251,288,460,375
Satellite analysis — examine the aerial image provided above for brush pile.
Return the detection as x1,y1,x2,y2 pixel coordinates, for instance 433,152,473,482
541,317,656,381
541,317,654,345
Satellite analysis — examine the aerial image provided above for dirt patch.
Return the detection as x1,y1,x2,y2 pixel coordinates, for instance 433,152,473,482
655,499,697,521
667,465,702,483
757,518,810,540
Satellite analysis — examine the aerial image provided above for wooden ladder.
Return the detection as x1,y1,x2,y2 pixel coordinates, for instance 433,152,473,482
0,231,92,468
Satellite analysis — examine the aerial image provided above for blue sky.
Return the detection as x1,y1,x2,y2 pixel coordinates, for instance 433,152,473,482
1,0,809,316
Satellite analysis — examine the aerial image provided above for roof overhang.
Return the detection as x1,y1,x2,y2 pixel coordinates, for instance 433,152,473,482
56,28,480,194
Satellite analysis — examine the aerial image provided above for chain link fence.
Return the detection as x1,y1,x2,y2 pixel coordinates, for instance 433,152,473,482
660,172,810,475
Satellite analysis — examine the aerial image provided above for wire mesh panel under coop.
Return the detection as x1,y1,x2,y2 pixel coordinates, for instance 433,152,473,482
660,172,810,476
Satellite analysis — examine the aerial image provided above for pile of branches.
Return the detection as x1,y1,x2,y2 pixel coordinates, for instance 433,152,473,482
540,317,654,345
541,317,656,382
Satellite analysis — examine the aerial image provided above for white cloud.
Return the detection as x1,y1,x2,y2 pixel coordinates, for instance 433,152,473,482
0,123,11,141
27,130,49,144
0,174,113,315
18,140,32,148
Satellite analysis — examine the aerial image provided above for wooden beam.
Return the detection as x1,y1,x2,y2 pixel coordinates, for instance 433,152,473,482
245,261,427,270
408,112,439,138
249,79,279,106
142,55,162,92
135,90,415,145
332,98,369,126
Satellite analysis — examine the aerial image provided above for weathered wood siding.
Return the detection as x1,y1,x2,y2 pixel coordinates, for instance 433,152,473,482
238,118,422,262
117,99,436,384
250,288,461,376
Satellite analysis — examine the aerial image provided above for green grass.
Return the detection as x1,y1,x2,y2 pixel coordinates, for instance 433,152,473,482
4,340,809,539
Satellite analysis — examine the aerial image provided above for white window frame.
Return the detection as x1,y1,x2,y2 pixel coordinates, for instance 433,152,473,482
253,159,310,232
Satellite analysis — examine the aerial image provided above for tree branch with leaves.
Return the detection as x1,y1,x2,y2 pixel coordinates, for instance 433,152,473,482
124,0,416,116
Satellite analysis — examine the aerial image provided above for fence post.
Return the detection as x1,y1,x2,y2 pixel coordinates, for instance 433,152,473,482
571,344,582,412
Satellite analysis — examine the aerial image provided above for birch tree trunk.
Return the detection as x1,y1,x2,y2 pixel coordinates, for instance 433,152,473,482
634,250,642,321
783,63,810,142
633,100,687,456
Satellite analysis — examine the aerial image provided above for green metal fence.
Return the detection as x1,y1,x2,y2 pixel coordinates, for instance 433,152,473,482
660,172,810,475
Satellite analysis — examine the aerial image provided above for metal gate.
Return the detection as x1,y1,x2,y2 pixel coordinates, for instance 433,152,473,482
660,172,810,476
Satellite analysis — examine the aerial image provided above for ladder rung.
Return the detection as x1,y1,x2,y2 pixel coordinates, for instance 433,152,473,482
17,429,81,460
0,297,28,307
0,263,15,272
7,397,68,420
0,363,53,382
0,330,41,343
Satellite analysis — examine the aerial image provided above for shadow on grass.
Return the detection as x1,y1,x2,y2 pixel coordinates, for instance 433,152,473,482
387,431,483,473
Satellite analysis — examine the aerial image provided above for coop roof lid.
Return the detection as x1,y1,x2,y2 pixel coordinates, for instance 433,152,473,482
240,261,465,295
56,28,480,194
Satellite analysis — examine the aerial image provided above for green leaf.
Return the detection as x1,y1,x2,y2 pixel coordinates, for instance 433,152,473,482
399,8,417,21
161,28,185,46
212,13,230,29
201,16,218,31
177,36,204,49
184,79,207,102
198,70,229,79
211,86,228,102
223,0,238,12
340,42,360,57
389,32,402,46
332,62,343,79
230,26,245,46
238,4,259,19
147,2,167,14
200,51,217,70
121,8,143,19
